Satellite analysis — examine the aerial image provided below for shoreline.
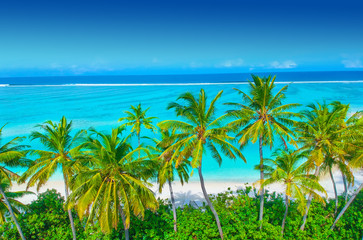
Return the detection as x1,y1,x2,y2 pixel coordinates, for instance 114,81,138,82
11,170,363,206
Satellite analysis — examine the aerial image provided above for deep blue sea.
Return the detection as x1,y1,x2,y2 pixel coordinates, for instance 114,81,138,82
1,71,363,182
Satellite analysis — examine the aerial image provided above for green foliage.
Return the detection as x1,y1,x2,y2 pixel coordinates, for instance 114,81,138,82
1,77,362,240
118,103,157,142
0,189,83,239
1,189,362,239
67,127,158,234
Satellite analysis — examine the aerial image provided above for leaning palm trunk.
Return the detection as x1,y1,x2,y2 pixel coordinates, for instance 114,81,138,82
258,136,264,230
281,195,289,235
64,175,77,240
329,168,338,215
168,179,178,232
198,162,224,239
331,183,363,230
300,166,320,230
120,209,130,240
0,185,26,240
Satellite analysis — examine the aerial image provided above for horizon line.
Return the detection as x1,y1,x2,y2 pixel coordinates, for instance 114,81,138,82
2,80,363,87
1,69,363,79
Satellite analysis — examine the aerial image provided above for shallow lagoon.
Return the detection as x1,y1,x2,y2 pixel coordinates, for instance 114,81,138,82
1,75,363,182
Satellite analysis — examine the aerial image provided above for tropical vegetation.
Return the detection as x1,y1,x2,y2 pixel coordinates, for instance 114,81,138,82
19,116,86,240
66,127,158,240
257,149,326,235
150,129,190,232
0,74,362,240
158,89,245,239
0,125,29,240
225,75,300,229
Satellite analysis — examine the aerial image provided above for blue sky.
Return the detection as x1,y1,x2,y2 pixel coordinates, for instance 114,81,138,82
1,0,363,77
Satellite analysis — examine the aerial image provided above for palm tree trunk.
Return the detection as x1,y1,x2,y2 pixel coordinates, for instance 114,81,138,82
281,195,289,235
331,183,363,230
329,168,338,215
63,176,77,240
120,208,130,240
258,136,264,230
138,132,140,146
168,179,178,232
0,185,26,240
300,165,320,231
341,172,348,202
198,163,224,240
138,132,141,158
345,183,350,202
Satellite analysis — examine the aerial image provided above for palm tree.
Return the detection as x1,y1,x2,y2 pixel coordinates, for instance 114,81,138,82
296,102,360,230
19,117,86,240
66,127,158,240
150,129,190,232
119,103,157,147
257,149,326,235
0,125,28,240
321,102,361,216
0,178,33,224
225,75,300,229
331,111,363,230
158,89,245,240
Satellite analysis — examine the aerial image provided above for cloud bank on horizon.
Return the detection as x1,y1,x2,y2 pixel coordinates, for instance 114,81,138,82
0,0,363,77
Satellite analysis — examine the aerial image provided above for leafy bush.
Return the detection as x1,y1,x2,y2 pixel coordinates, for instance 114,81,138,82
0,188,362,239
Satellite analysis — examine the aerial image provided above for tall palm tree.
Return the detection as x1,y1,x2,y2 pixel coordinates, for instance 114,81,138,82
257,149,326,235
19,117,86,240
158,89,245,240
66,127,158,240
225,75,300,229
0,125,28,240
0,178,33,224
321,102,361,215
296,102,360,230
119,103,157,147
331,111,363,230
149,129,190,232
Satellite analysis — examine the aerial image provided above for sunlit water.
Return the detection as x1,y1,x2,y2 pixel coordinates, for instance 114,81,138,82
1,72,363,182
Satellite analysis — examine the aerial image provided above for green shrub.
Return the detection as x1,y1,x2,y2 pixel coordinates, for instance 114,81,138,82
0,188,362,239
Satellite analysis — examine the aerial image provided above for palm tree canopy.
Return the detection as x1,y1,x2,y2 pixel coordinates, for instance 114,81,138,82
0,125,28,184
118,103,157,136
19,116,87,191
258,149,326,213
0,178,33,224
149,129,190,193
296,102,363,181
158,89,245,169
226,75,300,148
346,110,363,170
66,127,158,233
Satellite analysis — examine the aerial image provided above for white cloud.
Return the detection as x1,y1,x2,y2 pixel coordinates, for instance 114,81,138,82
269,60,297,69
342,59,363,68
215,58,244,68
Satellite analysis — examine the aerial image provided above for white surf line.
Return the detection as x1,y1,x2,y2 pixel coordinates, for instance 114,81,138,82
1,80,363,87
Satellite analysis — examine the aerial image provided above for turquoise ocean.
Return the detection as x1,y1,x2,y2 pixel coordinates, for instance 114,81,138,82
1,71,363,182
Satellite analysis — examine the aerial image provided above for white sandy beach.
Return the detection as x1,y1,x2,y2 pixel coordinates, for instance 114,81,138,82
10,170,363,207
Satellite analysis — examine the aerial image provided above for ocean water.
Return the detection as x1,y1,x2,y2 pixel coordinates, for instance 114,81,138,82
1,71,363,182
